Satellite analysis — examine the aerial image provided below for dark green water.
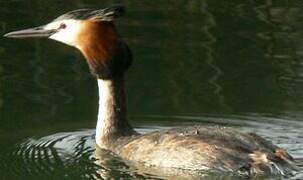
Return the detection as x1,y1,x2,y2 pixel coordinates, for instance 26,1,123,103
0,0,302,179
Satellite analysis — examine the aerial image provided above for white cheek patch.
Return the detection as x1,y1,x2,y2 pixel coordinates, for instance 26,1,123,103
46,19,82,47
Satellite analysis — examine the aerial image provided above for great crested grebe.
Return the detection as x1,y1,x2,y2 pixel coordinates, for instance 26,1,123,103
4,5,297,176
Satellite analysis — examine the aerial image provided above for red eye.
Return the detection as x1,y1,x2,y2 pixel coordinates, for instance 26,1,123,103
60,23,66,29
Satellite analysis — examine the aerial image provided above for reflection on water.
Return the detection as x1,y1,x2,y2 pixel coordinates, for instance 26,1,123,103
0,0,303,179
0,115,302,179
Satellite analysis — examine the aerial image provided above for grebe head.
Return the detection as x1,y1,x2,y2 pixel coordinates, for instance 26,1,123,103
4,5,130,78
3,5,125,48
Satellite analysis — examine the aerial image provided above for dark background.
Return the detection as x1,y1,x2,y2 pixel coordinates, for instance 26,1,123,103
1,0,302,129
0,0,302,179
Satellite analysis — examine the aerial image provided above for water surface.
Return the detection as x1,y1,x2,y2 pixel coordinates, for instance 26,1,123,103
0,1,302,179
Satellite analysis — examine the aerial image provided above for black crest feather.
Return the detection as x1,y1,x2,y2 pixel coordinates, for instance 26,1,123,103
54,5,126,22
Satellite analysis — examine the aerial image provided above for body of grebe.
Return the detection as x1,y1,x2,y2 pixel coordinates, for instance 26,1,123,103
4,5,297,176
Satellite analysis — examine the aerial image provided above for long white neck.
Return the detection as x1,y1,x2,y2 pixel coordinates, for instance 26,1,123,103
95,78,134,149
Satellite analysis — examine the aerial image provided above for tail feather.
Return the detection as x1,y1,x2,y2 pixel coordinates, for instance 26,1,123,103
247,150,298,176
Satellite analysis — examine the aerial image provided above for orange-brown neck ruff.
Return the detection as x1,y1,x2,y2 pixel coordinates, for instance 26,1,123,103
77,21,121,78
